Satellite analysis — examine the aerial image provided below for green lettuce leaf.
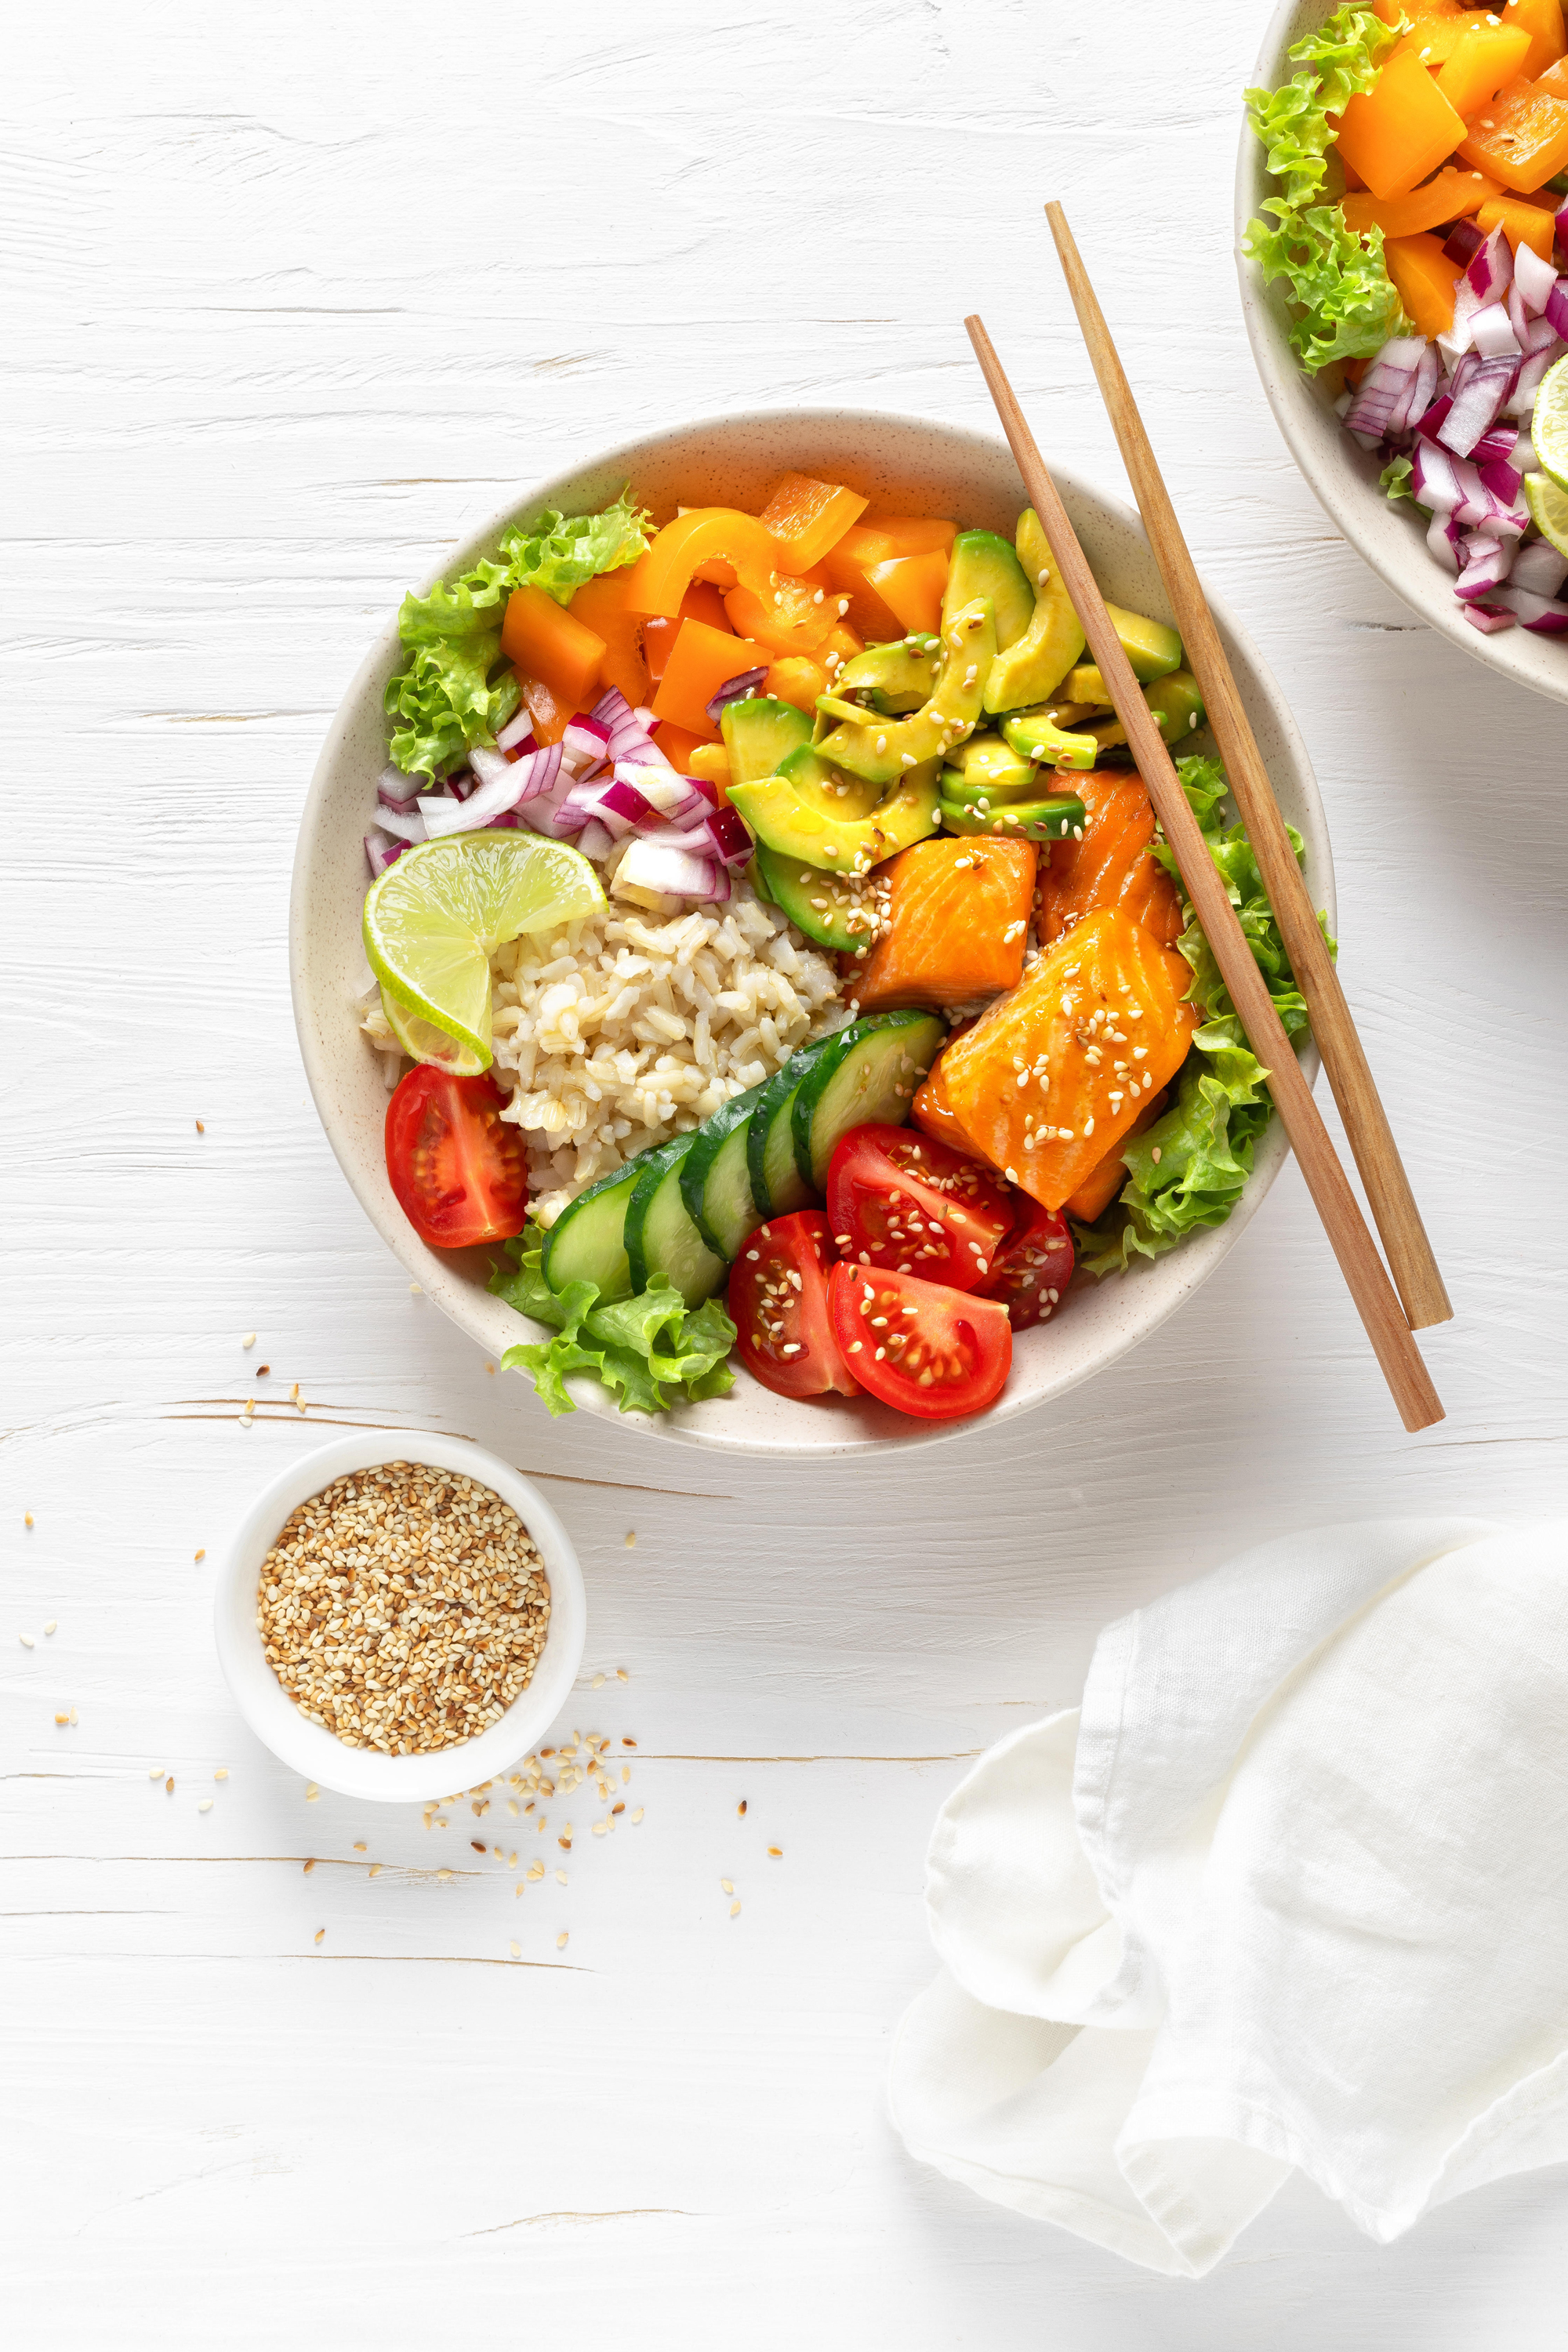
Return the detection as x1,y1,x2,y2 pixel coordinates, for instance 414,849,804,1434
1380,453,1414,503
383,490,652,778
489,1221,736,1417
1243,5,1411,372
1074,753,1336,1278
498,489,652,608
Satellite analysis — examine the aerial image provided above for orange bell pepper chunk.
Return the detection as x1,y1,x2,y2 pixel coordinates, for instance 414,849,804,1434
1477,191,1559,256
1377,0,1461,20
932,908,1200,1213
648,616,770,742
1436,20,1532,115
1383,230,1464,334
623,509,786,619
1341,164,1501,240
644,583,731,684
818,515,960,642
863,546,951,637
1457,65,1568,190
499,585,604,712
1513,0,1567,82
722,574,842,656
764,655,829,713
816,622,864,688
1063,1087,1169,1225
854,837,1037,1016
1335,49,1469,199
568,569,648,708
855,512,959,559
757,474,869,572
513,671,572,748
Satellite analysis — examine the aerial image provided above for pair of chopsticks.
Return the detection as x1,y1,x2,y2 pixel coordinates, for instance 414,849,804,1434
963,203,1451,1434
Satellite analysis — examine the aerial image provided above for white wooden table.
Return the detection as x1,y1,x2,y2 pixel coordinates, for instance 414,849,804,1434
8,2,1568,2340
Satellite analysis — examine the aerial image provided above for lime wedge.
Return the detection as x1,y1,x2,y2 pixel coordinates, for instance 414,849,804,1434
1525,470,1568,561
1529,352,1568,496
364,832,605,1071
379,984,485,1076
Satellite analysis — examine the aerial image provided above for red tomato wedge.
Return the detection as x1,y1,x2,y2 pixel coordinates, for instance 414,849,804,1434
826,1262,1011,1421
825,1123,1014,1294
384,1065,530,1250
978,1196,1075,1330
728,1211,860,1399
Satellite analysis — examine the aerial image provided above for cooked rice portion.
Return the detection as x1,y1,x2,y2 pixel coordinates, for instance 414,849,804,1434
487,883,844,1225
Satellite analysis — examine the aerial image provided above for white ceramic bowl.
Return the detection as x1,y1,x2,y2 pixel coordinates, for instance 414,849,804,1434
212,1432,586,1802
1238,0,1568,707
291,405,1334,1457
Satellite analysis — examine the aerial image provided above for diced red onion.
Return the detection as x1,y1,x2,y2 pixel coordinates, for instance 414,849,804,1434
1508,280,1533,350
376,803,429,844
1426,508,1463,572
1510,537,1568,596
561,721,610,776
1437,353,1518,457
575,818,615,862
1547,278,1568,343
1471,301,1521,361
1505,336,1564,418
1494,583,1568,633
445,770,477,802
1468,224,1514,307
1463,601,1517,633
549,775,627,840
495,709,538,753
1411,439,1460,513
475,741,564,805
1416,391,1454,445
615,834,731,902
365,827,405,879
1470,421,1518,467
573,712,612,743
376,762,422,813
1444,220,1486,270
1522,312,1560,356
691,803,754,869
1479,458,1523,506
590,685,671,771
1513,427,1539,471
1516,243,1558,318
418,743,563,837
1403,342,1439,437
612,760,712,828
703,666,769,730
1454,532,1514,601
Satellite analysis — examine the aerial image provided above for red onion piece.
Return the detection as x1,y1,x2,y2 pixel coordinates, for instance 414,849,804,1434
1463,601,1517,632
1444,219,1486,270
1516,246,1557,318
575,818,615,862
1479,458,1523,506
1454,532,1514,600
1505,335,1565,419
1471,301,1521,361
1416,391,1454,446
615,834,731,902
1470,421,1518,467
1548,278,1568,345
1467,224,1514,307
1411,439,1460,513
495,710,538,753
590,686,671,771
1494,583,1568,632
1437,353,1518,457
376,804,429,844
1426,508,1463,572
365,828,405,878
692,803,754,868
702,666,769,730
1510,537,1568,596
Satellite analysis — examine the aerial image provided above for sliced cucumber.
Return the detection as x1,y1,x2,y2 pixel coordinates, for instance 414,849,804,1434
790,1011,945,1189
746,1040,829,1218
623,1133,728,1306
753,846,878,952
679,1081,769,1261
540,1159,643,1301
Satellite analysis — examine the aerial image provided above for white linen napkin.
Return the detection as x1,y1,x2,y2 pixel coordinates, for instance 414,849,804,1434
889,1519,1568,2277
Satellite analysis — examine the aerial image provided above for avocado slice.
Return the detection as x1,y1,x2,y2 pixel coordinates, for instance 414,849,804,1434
1145,669,1206,741
945,731,1036,799
833,639,939,714
938,791,1087,844
720,695,812,786
1000,706,1098,772
813,596,996,786
983,509,1087,714
753,845,889,952
728,759,941,876
942,530,1034,649
1105,603,1183,683
941,764,1048,811
1064,662,1109,704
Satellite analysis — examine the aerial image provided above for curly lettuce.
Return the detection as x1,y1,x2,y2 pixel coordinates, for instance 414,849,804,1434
1075,755,1337,1279
383,489,652,779
1243,5,1411,373
489,1221,736,1417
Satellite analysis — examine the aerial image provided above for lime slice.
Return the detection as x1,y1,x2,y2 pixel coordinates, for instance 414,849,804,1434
1529,352,1568,496
1525,470,1568,560
379,983,485,1076
364,832,605,1071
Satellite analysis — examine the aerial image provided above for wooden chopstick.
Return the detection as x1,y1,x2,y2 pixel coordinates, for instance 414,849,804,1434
1044,201,1452,1337
964,312,1444,1434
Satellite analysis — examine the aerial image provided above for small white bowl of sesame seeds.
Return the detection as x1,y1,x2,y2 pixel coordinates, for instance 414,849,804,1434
213,1432,586,1802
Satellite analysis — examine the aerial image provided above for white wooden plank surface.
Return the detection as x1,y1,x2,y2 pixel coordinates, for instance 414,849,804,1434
5,0,1568,2340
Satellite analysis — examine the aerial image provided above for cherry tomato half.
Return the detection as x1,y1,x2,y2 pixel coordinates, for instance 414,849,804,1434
826,1261,1011,1421
729,1211,861,1400
384,1065,530,1250
825,1123,1015,1294
978,1196,1076,1331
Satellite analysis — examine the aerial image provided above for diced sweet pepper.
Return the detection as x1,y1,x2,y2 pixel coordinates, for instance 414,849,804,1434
1477,191,1558,256
648,616,771,741
723,573,840,656
514,671,572,747
757,474,869,572
1457,67,1568,190
1436,21,1531,117
1341,164,1501,240
1383,230,1464,333
1334,49,1468,198
499,585,605,710
623,509,786,619
819,516,959,641
644,583,731,684
568,569,648,707
764,655,829,713
864,546,951,636
1513,0,1567,82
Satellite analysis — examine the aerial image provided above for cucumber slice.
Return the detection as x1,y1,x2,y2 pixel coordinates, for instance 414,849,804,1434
679,1081,770,1260
753,845,885,953
624,1133,728,1305
790,1011,945,1189
746,1040,830,1218
540,1159,643,1301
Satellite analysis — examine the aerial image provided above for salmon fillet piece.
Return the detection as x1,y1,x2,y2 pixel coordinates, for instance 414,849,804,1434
1038,769,1183,950
855,836,1036,1014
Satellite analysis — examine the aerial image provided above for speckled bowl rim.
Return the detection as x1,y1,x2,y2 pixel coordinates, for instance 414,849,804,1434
1236,0,1568,708
290,404,1334,1458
